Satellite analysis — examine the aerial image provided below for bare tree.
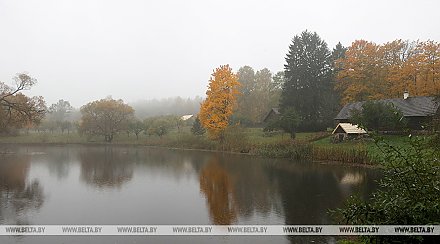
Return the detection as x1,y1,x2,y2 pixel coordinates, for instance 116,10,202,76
0,73,46,134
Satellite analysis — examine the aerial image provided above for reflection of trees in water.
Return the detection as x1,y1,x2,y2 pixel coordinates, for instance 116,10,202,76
224,157,281,219
137,148,209,178
270,162,380,223
79,147,134,188
272,162,348,224
199,155,282,224
43,147,74,179
0,155,44,224
22,146,75,179
199,159,237,225
269,163,380,244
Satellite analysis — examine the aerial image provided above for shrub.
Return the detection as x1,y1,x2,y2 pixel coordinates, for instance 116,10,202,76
191,116,206,136
222,126,250,153
350,101,407,132
333,136,440,243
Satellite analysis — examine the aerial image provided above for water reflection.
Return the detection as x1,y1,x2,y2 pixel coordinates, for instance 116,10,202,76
0,154,44,224
198,154,379,226
271,162,372,225
219,156,282,220
79,147,134,188
198,154,283,225
199,158,237,224
43,147,73,179
0,145,381,244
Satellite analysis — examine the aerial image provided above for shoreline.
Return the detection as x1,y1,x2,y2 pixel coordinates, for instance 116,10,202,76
0,141,378,168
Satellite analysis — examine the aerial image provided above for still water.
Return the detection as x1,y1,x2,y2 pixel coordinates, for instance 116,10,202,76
0,145,380,243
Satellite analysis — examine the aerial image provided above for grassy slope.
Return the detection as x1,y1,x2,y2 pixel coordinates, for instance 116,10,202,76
312,134,416,160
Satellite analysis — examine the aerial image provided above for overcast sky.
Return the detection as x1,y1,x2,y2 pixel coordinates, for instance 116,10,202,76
1,0,439,107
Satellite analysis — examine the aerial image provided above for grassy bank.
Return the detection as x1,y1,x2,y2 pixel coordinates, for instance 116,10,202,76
312,134,416,164
0,127,417,165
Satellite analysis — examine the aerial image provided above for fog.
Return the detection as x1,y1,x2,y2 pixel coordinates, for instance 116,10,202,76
1,0,439,107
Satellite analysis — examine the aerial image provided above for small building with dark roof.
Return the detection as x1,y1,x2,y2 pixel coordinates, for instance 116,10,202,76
263,108,281,123
334,95,440,130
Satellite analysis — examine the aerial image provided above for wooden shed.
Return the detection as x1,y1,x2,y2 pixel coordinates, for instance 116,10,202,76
332,123,367,142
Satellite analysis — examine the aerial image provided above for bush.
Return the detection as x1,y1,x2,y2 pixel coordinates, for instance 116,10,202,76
351,101,407,132
191,116,206,136
333,136,440,243
263,107,300,139
222,126,250,153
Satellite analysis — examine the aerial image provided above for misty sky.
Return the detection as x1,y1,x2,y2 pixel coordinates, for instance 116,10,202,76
1,0,439,107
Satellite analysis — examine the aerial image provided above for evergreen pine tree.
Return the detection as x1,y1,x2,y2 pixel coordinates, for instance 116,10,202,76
331,42,347,64
280,30,334,131
191,116,206,135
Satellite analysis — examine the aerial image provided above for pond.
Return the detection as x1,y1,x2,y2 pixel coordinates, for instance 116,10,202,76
0,145,381,244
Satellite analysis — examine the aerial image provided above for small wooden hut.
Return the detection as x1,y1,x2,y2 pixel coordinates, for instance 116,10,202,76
332,123,367,142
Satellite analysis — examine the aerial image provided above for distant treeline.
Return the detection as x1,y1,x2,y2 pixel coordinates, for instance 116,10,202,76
130,96,203,118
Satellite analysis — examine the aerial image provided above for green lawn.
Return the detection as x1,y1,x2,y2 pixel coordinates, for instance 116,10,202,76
241,127,318,144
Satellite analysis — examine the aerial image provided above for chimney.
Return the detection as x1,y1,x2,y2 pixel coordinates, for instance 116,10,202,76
403,90,409,100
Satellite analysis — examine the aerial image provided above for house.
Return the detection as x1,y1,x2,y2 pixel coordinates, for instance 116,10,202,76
332,123,367,142
263,108,281,123
334,92,440,130
180,114,194,121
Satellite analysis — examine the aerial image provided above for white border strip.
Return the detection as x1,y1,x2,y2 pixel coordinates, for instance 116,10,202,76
0,225,438,236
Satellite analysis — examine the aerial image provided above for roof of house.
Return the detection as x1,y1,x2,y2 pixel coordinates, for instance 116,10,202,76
263,108,281,122
180,114,193,121
270,108,280,115
332,123,367,134
335,96,440,120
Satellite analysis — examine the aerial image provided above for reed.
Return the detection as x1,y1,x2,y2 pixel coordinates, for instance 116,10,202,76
311,145,372,165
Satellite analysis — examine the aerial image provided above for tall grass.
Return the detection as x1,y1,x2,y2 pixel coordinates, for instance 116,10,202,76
255,140,313,160
312,145,372,165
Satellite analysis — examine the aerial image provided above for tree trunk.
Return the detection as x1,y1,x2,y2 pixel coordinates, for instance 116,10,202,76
290,131,296,140
105,134,114,143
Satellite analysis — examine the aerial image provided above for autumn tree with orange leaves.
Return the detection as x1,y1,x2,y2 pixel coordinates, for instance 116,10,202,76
336,39,440,105
79,98,134,142
199,65,240,141
0,73,46,134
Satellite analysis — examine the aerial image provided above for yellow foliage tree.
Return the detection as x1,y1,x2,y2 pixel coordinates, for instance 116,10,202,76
79,98,134,142
199,65,240,140
388,41,440,97
335,40,390,104
335,39,440,105
0,73,46,134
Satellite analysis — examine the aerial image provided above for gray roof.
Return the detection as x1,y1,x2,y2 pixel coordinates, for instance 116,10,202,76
263,108,281,122
271,108,280,115
335,96,440,120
